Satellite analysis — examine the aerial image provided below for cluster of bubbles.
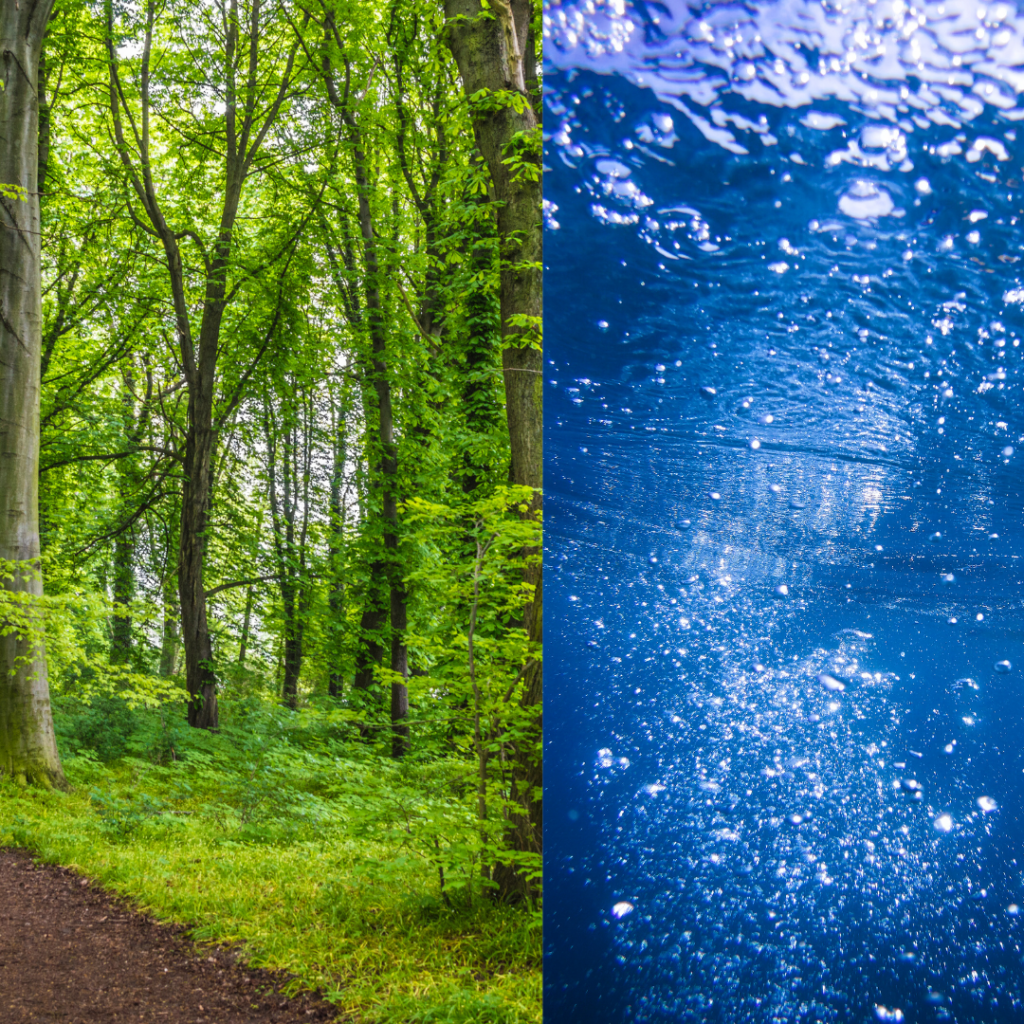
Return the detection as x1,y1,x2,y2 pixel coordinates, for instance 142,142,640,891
580,557,1021,1021
545,3,1024,1022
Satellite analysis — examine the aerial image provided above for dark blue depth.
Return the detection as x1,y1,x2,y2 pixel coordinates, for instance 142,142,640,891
544,3,1024,1022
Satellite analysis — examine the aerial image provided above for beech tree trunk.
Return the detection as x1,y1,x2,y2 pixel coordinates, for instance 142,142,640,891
444,0,542,902
0,1,66,789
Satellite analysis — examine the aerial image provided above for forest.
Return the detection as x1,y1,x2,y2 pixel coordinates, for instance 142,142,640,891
0,1,542,1020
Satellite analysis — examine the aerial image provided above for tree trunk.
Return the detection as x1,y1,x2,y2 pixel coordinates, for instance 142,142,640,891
281,583,301,709
159,570,179,678
238,583,253,667
111,366,149,666
179,397,218,728
460,157,502,496
390,583,409,757
443,0,542,497
105,0,299,729
264,391,310,711
444,0,542,902
323,65,408,732
352,585,387,692
0,1,66,789
157,501,180,677
327,404,347,697
110,528,134,664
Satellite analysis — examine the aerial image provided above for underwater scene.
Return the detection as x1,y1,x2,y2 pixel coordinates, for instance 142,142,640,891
543,1,1024,1021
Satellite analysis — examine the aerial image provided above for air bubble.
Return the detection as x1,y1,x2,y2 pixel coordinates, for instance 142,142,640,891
874,1005,905,1022
595,158,631,179
839,181,894,220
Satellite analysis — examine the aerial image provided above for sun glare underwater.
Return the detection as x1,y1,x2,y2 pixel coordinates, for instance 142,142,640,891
544,1,1024,1021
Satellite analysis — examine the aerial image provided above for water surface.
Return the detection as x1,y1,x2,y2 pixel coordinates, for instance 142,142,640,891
544,2,1024,1021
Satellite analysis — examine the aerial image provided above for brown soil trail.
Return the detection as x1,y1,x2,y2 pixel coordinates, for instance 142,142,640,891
0,848,339,1023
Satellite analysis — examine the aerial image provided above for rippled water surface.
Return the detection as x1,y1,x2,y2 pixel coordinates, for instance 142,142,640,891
544,2,1024,1021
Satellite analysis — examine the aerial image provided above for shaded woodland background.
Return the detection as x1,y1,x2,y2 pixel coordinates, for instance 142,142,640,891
6,0,541,907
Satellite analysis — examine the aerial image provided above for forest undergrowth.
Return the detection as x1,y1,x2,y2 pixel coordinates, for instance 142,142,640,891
0,696,541,1024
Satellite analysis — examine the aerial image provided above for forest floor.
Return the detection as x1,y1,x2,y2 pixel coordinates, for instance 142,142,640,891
0,847,338,1023
0,700,541,1024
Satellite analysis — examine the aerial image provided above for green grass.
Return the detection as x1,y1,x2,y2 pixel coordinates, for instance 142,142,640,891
0,697,540,1024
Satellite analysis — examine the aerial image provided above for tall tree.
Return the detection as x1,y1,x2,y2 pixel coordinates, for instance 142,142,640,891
110,361,154,664
325,381,350,698
318,30,410,753
0,0,66,787
104,0,304,727
443,0,542,901
262,376,315,709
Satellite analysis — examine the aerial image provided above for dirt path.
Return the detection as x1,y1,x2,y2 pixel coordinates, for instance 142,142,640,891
0,848,340,1023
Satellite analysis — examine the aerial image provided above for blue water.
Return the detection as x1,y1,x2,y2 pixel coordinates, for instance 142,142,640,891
543,2,1024,1021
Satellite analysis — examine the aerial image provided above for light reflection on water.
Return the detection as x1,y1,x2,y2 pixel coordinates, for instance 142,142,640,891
544,1,1024,1021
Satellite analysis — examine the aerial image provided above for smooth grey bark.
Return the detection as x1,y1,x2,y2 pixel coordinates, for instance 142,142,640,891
0,0,66,788
444,0,542,902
